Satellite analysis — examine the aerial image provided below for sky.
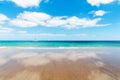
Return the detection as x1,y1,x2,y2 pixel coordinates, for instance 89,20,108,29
0,0,120,40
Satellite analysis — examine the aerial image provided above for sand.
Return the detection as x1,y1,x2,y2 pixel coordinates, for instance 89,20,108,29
0,47,120,80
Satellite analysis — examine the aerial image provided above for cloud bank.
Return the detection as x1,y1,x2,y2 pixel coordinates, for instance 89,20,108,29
11,0,42,8
10,11,106,29
0,14,9,25
91,10,106,16
87,0,114,6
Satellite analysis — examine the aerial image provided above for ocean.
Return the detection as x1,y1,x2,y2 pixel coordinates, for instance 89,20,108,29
0,41,119,47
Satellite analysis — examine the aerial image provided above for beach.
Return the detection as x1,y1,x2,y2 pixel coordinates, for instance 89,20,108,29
1,0,120,79
0,47,120,80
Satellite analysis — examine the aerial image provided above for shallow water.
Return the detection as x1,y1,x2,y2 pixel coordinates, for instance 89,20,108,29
0,47,120,80
0,41,120,47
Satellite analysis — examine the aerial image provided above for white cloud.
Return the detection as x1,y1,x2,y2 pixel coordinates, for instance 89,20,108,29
65,16,102,28
39,33,67,37
9,33,88,38
10,11,106,29
0,13,9,24
23,33,89,40
73,33,88,37
1,0,50,8
87,0,114,6
46,17,67,27
10,19,37,27
0,14,13,33
17,31,27,34
91,10,106,16
10,11,51,27
17,11,51,21
11,0,42,8
0,26,14,33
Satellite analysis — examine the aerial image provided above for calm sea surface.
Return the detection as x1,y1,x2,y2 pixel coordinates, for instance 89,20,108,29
0,41,119,47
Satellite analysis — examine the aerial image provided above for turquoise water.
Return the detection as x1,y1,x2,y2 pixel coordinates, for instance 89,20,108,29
0,41,120,47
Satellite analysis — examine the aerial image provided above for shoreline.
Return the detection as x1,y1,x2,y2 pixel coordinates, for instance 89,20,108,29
0,46,120,49
0,47,120,80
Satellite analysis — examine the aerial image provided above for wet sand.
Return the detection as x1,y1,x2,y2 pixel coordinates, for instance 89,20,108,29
0,47,120,80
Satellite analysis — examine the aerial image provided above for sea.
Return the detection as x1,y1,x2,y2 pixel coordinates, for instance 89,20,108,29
0,41,119,47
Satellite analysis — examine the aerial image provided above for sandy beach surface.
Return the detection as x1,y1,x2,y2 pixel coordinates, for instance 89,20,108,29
0,47,120,80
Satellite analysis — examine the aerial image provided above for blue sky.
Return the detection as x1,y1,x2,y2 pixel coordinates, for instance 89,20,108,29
0,0,120,40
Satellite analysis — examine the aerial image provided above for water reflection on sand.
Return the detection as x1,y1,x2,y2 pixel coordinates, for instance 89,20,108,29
0,47,120,80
